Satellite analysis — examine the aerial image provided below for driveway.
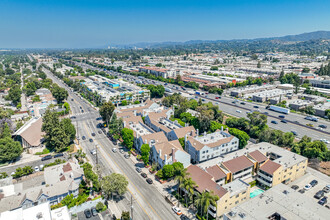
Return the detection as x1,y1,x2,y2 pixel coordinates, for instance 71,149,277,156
77,211,101,220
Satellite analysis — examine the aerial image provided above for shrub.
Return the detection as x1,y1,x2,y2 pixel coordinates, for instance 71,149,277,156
96,202,105,212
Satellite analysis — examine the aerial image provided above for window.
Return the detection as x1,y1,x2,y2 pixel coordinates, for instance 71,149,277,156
235,201,239,204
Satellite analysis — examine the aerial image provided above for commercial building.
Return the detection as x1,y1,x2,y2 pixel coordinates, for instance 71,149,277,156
288,99,314,111
186,128,239,163
313,102,330,117
223,183,329,220
230,84,277,98
139,66,176,78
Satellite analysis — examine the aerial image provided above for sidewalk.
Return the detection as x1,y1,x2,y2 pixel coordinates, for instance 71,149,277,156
1,152,41,168
128,154,197,219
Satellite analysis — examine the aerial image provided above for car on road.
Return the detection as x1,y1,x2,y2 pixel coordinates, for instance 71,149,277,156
81,110,84,113
124,154,130,159
136,167,142,173
90,149,97,155
319,124,327,129
84,209,92,218
146,178,153,184
271,120,278,124
236,110,242,113
201,99,205,101
281,119,287,123
82,136,86,140
240,102,245,105
34,166,40,172
91,133,96,136
112,148,117,153
310,180,318,187
264,112,269,115
80,106,82,109
41,155,52,161
314,190,325,199
304,184,312,190
215,96,219,99
291,185,299,190
279,115,285,118
71,99,74,101
54,153,64,158
89,138,93,143
253,105,259,108
172,206,182,215
306,123,314,127
91,207,98,216
318,196,327,206
141,172,147,178
70,116,76,119
291,131,297,136
320,139,330,144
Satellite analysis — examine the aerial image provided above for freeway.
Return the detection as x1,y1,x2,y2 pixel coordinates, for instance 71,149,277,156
43,67,178,220
75,62,330,144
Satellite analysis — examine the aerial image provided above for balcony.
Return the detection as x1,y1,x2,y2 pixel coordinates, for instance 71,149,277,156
208,209,217,218
257,177,272,187
257,171,273,182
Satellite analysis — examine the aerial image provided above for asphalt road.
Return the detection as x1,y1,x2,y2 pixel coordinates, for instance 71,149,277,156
43,67,179,220
74,62,330,145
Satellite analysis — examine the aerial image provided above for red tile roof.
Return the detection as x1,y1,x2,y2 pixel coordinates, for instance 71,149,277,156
222,156,254,173
259,160,281,175
206,165,227,181
248,150,268,163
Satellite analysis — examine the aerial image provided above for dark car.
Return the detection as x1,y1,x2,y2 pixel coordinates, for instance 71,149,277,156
71,99,74,101
81,110,84,113
279,115,285,118
319,124,327,129
136,167,142,173
91,133,96,136
80,106,82,109
84,209,92,218
180,214,190,220
318,196,328,206
240,102,245,105
82,136,86,140
310,180,318,187
91,207,97,216
271,120,278,124
264,112,269,115
314,190,325,199
291,131,297,136
41,155,52,161
89,138,94,143
141,172,147,178
146,178,153,184
281,119,287,123
98,130,102,134
253,106,259,108
291,185,299,190
298,189,305,194
70,116,76,119
54,153,64,158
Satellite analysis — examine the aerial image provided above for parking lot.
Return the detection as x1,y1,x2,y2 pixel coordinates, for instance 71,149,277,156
288,167,330,208
77,211,101,220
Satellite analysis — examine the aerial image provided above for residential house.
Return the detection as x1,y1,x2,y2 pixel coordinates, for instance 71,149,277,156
167,126,196,141
220,156,254,182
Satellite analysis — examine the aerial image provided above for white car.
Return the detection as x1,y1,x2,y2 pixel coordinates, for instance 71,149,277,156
112,148,117,153
304,184,312,190
34,166,40,172
172,206,182,215
236,110,242,113
39,164,44,170
90,149,97,155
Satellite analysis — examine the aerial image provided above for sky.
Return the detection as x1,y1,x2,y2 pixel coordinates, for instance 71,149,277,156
0,0,330,48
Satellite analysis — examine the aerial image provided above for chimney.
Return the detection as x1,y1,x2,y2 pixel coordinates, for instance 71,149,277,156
221,126,223,132
172,148,175,162
123,121,126,127
145,139,147,144
159,149,162,158
196,129,199,136
164,154,168,163
134,110,137,116
204,131,206,136
226,127,229,132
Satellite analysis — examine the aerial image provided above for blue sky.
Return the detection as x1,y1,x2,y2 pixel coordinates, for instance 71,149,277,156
0,0,329,48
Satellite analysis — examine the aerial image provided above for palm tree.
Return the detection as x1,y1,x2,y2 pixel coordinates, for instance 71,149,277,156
194,192,205,216
182,177,197,207
174,168,189,205
202,190,219,220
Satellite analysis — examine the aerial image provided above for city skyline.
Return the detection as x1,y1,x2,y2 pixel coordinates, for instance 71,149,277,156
1,0,330,48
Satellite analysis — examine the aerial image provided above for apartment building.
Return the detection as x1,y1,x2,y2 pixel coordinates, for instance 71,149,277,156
139,66,176,78
186,128,239,163
221,156,254,182
167,126,196,141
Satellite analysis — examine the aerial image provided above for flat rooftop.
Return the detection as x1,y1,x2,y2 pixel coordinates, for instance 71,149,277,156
195,131,231,145
222,179,250,197
224,183,329,220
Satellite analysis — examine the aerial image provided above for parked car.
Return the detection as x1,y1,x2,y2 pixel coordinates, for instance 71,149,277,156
34,166,40,172
54,153,64,158
124,154,130,159
310,180,318,187
323,185,330,193
304,184,312,190
298,189,305,194
291,131,297,136
82,136,86,140
90,149,97,155
39,164,44,170
318,196,328,206
91,207,97,216
89,138,93,143
146,178,153,184
141,172,147,178
291,185,299,190
180,214,190,220
120,149,124,154
172,206,182,215
271,120,278,124
136,167,142,173
91,133,96,136
236,110,242,113
112,148,117,153
41,155,52,161
319,124,327,129
84,209,92,218
314,190,325,199
240,102,245,105
279,115,285,118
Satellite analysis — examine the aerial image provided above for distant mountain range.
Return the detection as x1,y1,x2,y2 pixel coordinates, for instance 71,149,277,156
109,31,330,50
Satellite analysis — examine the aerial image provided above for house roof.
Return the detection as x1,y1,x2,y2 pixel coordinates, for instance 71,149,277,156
206,165,227,181
187,133,235,151
259,160,282,175
44,161,83,186
222,155,254,174
140,132,168,145
248,150,268,163
187,165,227,198
18,117,45,147
153,140,186,161
173,126,196,139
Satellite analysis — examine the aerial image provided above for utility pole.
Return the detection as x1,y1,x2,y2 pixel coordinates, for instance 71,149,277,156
131,194,134,220
76,120,79,145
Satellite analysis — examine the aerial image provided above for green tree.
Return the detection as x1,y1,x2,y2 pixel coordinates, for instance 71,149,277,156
121,100,128,106
0,137,23,163
61,118,76,142
0,172,8,179
210,66,218,70
140,144,150,165
7,86,21,106
257,61,261,68
32,95,41,103
182,177,197,206
121,128,134,149
51,84,68,103
121,211,130,220
99,101,115,125
0,123,12,138
162,164,174,179
228,128,250,149
96,202,105,212
101,173,128,199
63,102,70,114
